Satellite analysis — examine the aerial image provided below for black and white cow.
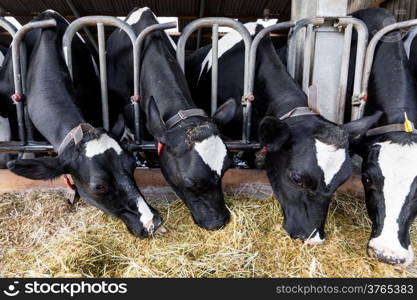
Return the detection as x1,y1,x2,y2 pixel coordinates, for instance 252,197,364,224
0,10,162,238
349,8,417,265
106,7,236,230
186,22,381,244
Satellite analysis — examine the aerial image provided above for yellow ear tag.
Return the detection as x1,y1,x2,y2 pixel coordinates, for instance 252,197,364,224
404,112,414,133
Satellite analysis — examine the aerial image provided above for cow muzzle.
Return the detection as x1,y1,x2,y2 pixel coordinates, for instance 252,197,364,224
368,238,414,265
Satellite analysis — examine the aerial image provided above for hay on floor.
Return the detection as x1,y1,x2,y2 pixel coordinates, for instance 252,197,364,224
0,189,416,278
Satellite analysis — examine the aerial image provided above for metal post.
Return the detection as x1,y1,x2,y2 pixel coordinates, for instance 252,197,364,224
360,19,417,120
211,24,219,116
335,18,368,121
11,19,57,145
302,24,314,94
134,22,176,142
335,23,352,125
248,21,296,141
404,25,417,58
63,16,137,130
177,17,252,142
97,22,109,130
287,18,325,78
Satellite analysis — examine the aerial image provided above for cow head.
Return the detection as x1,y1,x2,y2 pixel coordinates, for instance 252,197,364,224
259,112,381,245
360,133,417,265
7,126,162,238
147,98,236,230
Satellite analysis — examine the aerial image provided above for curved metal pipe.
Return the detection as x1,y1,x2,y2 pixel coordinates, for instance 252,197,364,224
360,19,417,119
287,18,325,78
133,21,176,142
176,17,252,142
12,19,57,145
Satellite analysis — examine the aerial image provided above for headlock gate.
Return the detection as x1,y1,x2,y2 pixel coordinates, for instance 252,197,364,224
0,15,416,157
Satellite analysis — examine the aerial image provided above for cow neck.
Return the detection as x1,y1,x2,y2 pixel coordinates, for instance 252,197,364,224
26,27,86,150
365,29,417,127
255,46,320,126
138,22,197,124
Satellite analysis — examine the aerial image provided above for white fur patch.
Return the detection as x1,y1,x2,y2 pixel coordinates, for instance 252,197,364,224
315,139,346,186
198,22,258,80
304,229,325,246
368,141,417,265
194,135,227,176
137,196,154,231
125,7,176,49
85,134,122,158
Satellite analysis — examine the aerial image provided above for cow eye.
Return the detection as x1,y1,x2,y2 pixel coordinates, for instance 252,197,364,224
290,172,303,186
362,175,372,187
94,184,108,193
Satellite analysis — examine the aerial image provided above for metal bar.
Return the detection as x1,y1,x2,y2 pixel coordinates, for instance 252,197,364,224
0,17,17,37
0,140,261,153
177,17,252,142
196,0,206,50
361,19,417,120
247,21,296,143
287,18,325,78
335,23,352,125
335,17,368,121
404,26,417,58
12,19,57,146
97,22,109,130
302,24,314,94
211,24,219,116
62,16,137,132
0,142,54,153
127,141,262,152
134,21,177,142
65,0,99,53
249,21,296,99
63,16,137,79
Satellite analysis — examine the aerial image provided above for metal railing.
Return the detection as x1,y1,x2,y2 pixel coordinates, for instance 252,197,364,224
287,17,368,124
0,18,57,153
357,19,417,120
176,17,253,143
62,16,137,131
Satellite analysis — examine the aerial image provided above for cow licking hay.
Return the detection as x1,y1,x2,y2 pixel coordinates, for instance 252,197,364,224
0,190,416,277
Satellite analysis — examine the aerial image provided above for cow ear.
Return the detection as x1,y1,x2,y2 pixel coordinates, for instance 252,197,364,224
341,111,383,142
259,116,291,152
7,157,66,180
147,97,167,143
212,99,237,125
110,114,125,140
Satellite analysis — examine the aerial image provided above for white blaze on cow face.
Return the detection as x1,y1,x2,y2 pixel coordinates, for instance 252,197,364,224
368,141,417,265
314,139,346,186
194,135,227,176
137,196,155,231
85,134,123,158
198,22,259,80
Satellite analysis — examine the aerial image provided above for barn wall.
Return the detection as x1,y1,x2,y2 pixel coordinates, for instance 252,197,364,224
349,0,417,21
381,0,417,21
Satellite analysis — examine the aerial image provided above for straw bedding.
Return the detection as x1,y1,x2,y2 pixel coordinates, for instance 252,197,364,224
0,189,416,277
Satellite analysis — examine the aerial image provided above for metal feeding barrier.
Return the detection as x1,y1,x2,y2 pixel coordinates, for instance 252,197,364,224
0,18,56,154
357,19,417,120
176,17,255,145
287,16,368,124
62,16,177,152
